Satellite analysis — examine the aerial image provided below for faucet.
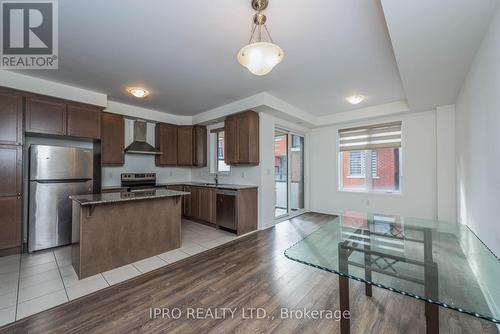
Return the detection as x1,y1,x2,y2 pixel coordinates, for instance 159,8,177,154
214,174,219,185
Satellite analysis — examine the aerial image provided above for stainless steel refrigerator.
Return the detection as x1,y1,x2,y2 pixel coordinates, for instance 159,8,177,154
29,145,93,252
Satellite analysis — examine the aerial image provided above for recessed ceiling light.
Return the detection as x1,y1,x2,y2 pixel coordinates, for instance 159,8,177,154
346,95,366,105
127,87,150,98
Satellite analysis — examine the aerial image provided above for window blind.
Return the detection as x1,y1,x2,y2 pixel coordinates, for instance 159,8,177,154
339,121,402,152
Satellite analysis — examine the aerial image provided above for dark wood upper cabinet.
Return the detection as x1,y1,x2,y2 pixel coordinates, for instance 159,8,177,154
101,112,124,166
156,123,206,167
177,126,194,166
0,90,22,145
67,104,101,139
155,123,178,166
26,96,67,135
225,111,259,165
224,116,237,165
26,95,102,139
193,125,207,167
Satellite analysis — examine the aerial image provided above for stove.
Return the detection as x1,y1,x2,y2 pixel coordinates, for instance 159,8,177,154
121,173,158,192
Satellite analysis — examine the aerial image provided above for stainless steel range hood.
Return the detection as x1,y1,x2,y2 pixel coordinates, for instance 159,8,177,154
124,120,162,155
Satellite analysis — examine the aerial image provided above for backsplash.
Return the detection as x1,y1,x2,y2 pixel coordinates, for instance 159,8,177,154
191,164,260,186
101,118,192,186
101,154,192,186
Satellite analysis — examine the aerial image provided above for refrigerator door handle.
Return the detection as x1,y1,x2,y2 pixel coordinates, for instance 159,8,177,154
32,179,92,183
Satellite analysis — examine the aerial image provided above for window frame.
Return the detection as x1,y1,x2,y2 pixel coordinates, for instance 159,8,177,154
210,128,231,175
339,148,402,195
338,120,403,195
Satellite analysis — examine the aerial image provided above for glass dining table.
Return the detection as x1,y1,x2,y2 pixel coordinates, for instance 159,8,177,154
284,212,500,334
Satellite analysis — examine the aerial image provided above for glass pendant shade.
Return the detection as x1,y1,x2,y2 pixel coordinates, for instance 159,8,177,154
237,42,284,76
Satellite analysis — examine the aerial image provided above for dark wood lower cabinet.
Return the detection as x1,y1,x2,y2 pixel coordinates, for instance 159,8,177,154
0,146,22,197
0,196,21,251
235,187,258,235
0,145,22,254
181,185,192,217
199,187,215,223
167,184,256,234
190,187,201,219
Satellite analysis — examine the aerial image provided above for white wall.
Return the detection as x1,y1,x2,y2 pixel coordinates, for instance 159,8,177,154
0,71,107,107
106,101,192,125
309,111,437,219
436,105,457,222
456,4,500,257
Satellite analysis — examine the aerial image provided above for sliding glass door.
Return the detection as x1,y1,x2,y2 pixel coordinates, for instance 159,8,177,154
274,130,288,218
274,129,305,219
290,134,305,213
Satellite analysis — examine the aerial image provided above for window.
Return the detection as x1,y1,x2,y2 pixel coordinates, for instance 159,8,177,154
210,129,230,174
348,151,365,176
339,122,402,193
348,151,378,177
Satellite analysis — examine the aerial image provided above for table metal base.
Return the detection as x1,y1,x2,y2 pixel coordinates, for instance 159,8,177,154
338,277,439,334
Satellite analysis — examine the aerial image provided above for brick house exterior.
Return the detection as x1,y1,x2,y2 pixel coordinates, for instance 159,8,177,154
341,148,400,191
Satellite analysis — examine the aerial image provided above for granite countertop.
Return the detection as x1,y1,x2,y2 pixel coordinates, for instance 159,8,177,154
70,189,189,206
158,182,258,190
100,185,128,191
101,182,258,191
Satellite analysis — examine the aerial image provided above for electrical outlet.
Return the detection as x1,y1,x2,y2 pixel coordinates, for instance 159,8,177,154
242,171,246,178
169,171,173,176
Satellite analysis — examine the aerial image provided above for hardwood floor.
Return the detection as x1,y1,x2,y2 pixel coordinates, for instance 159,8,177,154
1,213,497,334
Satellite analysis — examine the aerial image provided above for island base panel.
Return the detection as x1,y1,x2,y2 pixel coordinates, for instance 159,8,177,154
72,197,181,279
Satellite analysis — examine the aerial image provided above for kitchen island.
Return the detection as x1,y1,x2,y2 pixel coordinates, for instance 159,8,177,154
70,189,188,279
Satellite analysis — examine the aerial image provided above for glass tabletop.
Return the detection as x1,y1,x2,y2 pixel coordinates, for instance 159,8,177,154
284,212,500,323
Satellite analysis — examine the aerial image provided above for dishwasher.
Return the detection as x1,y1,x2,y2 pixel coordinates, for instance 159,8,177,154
216,189,237,231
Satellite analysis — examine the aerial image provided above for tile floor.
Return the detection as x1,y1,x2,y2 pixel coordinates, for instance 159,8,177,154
0,220,239,326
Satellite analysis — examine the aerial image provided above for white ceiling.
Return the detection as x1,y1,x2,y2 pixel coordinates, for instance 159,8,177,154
381,0,499,111
21,0,406,116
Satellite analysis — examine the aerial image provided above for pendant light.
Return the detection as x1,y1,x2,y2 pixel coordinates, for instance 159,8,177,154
237,0,284,76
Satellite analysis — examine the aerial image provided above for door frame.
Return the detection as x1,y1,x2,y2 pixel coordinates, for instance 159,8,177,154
274,127,306,221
